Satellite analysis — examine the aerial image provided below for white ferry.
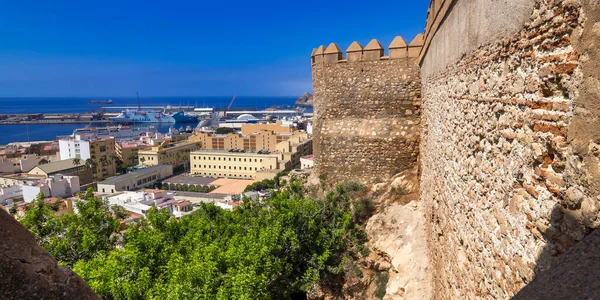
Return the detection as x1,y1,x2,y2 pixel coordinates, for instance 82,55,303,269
111,110,176,123
72,124,157,140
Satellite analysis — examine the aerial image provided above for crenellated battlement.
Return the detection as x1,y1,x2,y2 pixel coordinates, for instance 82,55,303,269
310,34,423,185
310,34,424,66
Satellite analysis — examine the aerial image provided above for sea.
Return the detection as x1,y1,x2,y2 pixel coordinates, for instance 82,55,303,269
0,96,300,145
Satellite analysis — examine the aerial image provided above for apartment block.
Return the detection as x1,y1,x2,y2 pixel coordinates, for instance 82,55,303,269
58,135,117,180
116,140,148,167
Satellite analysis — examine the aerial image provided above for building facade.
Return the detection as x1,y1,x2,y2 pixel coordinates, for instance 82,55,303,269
97,164,173,194
190,150,282,180
59,136,117,180
189,129,309,153
116,140,148,167
138,141,201,169
21,175,80,202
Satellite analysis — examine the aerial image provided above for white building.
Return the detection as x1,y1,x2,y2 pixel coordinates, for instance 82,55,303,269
0,186,23,206
59,137,92,160
21,174,80,202
306,122,313,135
300,155,314,169
105,189,194,218
96,165,173,194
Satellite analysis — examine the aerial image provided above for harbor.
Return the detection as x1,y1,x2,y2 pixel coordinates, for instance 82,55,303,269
0,106,311,125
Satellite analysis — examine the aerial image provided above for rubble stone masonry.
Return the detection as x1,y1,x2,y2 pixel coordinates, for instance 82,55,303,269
420,0,600,298
311,37,423,184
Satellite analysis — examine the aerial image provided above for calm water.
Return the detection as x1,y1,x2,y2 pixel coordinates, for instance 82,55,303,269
0,96,298,145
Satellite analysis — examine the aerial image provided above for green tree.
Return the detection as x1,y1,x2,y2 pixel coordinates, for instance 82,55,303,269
20,192,59,246
20,188,123,267
74,182,369,299
84,158,97,172
215,127,234,134
72,157,82,167
9,202,18,215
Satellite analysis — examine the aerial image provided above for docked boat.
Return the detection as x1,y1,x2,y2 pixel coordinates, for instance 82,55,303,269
111,110,176,123
171,111,198,123
72,124,157,140
88,99,114,104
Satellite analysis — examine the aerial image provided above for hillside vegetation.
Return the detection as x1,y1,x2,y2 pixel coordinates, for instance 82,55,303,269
20,182,371,299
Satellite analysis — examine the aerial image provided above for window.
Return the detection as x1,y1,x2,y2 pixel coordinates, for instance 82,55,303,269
194,164,197,168
244,167,247,170
244,158,246,162
228,158,231,161
254,159,257,162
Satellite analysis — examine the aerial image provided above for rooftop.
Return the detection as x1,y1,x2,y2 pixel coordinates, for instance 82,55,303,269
98,165,169,185
190,149,280,157
32,158,81,175
209,178,255,195
169,190,231,200
163,175,216,186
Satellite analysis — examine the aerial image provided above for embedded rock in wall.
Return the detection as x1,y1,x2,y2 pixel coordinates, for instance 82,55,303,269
311,36,423,185
420,0,600,298
0,209,100,300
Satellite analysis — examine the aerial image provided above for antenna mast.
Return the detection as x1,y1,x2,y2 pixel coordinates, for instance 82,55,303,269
136,92,141,110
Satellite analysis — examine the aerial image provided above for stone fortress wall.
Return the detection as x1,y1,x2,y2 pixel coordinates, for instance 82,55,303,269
311,36,423,184
419,0,600,298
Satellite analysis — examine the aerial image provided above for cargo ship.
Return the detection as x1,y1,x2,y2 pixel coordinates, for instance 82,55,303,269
88,99,114,104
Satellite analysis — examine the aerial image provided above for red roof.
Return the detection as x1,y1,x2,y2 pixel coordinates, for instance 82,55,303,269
174,200,191,207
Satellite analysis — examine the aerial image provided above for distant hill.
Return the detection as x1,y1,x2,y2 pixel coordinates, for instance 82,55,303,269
295,92,313,106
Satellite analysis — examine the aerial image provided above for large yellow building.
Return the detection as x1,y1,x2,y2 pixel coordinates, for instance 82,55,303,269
189,130,309,152
240,121,293,135
190,150,282,179
138,140,202,169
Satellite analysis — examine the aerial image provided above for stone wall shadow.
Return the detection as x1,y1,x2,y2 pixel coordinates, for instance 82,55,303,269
512,205,600,299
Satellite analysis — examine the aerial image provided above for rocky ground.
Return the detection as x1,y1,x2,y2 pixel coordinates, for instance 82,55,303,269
305,168,432,300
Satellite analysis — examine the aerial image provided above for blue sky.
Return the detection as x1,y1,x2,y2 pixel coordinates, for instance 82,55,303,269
0,0,429,97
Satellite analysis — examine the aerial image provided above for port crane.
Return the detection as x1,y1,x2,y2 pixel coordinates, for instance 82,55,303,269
223,94,236,118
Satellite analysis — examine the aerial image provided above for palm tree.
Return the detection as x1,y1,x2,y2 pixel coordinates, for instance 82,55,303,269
128,152,138,166
84,158,97,171
109,154,119,175
140,157,146,165
72,157,82,167
98,156,108,178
